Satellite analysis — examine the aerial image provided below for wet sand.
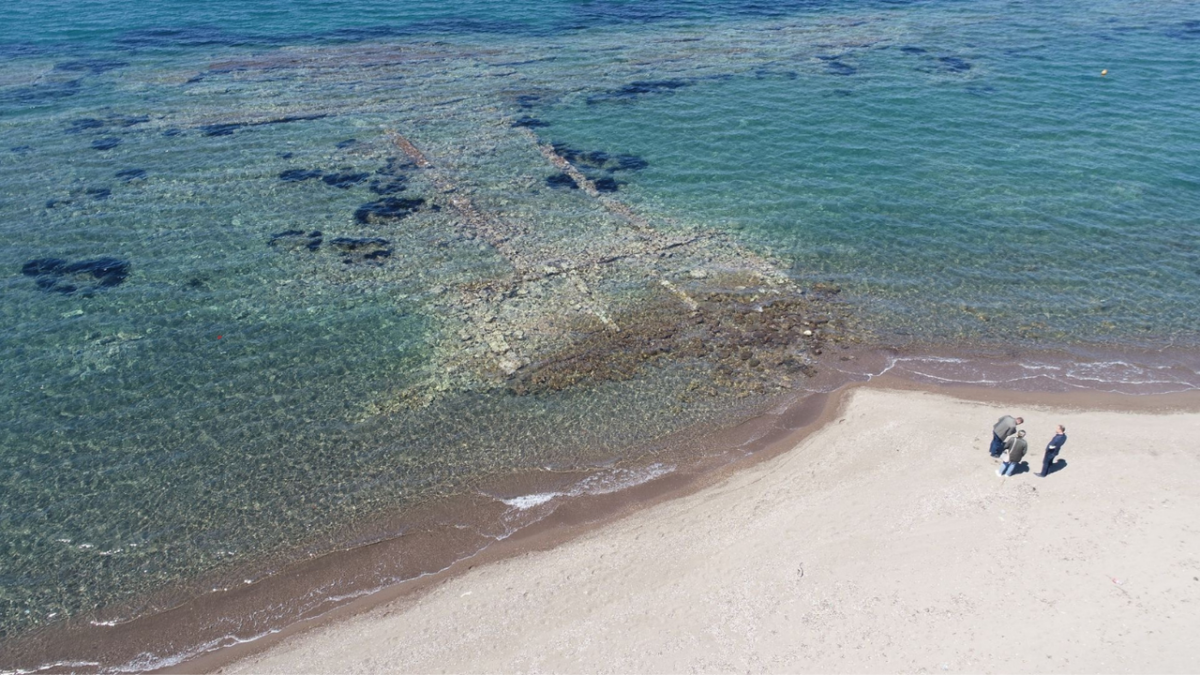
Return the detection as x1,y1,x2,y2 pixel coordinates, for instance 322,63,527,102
216,382,1200,673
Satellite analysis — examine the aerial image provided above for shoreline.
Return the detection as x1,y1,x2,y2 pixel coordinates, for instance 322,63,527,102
196,355,1200,674
3,347,1198,674
213,379,1200,674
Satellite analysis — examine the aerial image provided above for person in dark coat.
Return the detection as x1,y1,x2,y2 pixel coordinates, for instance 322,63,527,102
989,414,1023,457
997,430,1028,477
1037,425,1068,477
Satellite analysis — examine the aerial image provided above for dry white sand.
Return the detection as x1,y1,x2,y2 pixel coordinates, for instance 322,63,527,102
222,388,1200,674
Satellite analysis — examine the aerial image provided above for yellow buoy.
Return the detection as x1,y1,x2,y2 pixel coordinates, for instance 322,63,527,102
1101,69,1108,76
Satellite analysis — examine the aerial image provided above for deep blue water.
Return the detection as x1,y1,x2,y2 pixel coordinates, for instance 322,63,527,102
1,0,1198,667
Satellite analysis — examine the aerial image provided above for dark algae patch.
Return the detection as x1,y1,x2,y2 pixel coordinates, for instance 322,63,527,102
588,79,690,104
280,168,324,182
937,56,972,72
368,177,408,195
269,229,323,252
66,117,106,133
0,79,81,108
21,256,130,294
591,176,620,193
115,168,147,181
328,237,392,263
612,154,649,171
354,197,425,224
545,172,578,190
322,171,370,188
825,60,858,76
199,113,328,137
54,58,129,75
545,143,643,191
512,116,551,128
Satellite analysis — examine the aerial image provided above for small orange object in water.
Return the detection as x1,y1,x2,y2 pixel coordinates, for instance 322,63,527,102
1101,69,1108,76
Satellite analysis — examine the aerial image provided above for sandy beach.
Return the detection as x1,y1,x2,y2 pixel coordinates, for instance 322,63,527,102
217,385,1200,674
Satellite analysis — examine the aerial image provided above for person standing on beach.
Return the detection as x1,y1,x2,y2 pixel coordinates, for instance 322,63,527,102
997,430,1028,477
1037,425,1068,477
989,414,1023,457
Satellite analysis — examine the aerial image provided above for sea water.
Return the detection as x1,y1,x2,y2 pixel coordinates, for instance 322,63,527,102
1,0,1198,668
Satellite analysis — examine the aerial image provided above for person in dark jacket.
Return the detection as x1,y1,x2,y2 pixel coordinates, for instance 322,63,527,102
997,430,1028,477
1037,425,1068,477
989,414,1023,457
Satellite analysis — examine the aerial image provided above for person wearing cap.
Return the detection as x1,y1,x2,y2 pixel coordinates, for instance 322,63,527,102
997,430,1028,477
989,414,1023,457
1036,425,1068,477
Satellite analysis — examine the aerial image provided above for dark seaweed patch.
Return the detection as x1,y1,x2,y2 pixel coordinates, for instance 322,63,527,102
200,123,240,137
279,168,323,182
65,258,129,287
378,156,418,176
54,59,129,75
754,67,798,80
587,79,690,104
91,137,120,150
591,176,620,193
613,79,689,95
512,116,550,129
1165,19,1200,39
116,168,147,181
269,229,323,252
0,80,81,107
550,143,610,168
115,26,244,49
86,187,111,200
22,256,130,294
368,178,407,195
582,150,609,167
550,142,582,163
545,173,578,190
937,56,972,72
199,114,328,137
22,258,68,276
330,236,390,250
112,115,149,127
354,197,425,224
515,94,543,109
612,154,648,171
66,118,106,133
321,172,369,189
328,237,392,263
825,60,857,76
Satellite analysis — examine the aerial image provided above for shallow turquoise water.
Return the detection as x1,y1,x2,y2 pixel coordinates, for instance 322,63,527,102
541,0,1200,344
1,0,1198,661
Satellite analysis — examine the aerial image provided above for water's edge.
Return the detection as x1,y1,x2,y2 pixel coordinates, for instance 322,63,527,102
1,344,1195,675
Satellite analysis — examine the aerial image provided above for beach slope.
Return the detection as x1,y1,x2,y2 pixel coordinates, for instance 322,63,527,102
223,388,1200,673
